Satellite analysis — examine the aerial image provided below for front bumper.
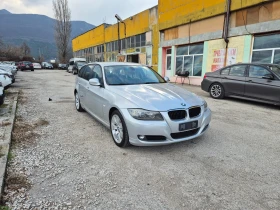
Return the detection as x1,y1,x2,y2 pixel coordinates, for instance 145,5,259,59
121,108,212,146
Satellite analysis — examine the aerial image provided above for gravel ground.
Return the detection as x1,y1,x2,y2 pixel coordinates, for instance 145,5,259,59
2,70,280,210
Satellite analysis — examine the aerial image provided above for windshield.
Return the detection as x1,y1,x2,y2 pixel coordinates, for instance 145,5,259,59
269,65,280,77
104,65,166,85
77,61,87,67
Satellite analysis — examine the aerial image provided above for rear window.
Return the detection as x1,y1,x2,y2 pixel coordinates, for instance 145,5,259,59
221,67,230,75
24,61,31,64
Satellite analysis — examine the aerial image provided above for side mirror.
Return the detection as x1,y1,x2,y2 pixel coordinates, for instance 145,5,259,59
164,76,170,82
89,78,101,86
262,74,274,80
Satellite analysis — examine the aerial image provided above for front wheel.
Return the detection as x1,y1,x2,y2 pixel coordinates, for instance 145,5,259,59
110,110,130,148
210,83,225,99
75,92,84,112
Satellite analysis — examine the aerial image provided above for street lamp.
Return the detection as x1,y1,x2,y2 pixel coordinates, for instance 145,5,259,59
115,14,126,53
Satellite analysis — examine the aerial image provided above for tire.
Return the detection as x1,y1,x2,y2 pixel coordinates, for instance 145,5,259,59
110,110,130,148
209,83,225,99
75,92,84,112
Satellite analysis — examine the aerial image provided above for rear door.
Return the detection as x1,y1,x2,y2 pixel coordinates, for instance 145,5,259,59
245,65,280,103
221,65,247,96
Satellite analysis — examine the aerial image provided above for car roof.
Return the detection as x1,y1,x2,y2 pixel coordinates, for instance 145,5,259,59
88,62,142,67
228,63,279,67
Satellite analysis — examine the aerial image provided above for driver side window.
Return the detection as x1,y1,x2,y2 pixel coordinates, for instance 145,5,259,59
249,65,272,79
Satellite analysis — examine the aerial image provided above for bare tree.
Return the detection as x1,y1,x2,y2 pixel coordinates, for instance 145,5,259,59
53,0,72,63
20,42,31,56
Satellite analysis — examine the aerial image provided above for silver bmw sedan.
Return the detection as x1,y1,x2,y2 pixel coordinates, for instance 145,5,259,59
74,62,211,147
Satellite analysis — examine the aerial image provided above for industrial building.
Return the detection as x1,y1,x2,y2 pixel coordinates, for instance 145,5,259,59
72,0,280,85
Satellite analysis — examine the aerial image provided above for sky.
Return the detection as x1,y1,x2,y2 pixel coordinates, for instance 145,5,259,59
0,0,158,25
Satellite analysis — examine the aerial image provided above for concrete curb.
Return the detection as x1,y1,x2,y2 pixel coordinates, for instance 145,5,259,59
0,92,19,199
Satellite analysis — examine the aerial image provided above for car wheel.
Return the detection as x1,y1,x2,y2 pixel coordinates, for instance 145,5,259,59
110,110,130,148
75,92,84,112
210,83,225,99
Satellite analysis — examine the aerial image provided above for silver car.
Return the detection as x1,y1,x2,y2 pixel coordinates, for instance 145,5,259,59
74,62,211,147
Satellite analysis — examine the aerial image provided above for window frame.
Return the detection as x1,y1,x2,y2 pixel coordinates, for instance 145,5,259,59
228,65,247,77
175,43,204,77
248,64,274,79
251,34,280,64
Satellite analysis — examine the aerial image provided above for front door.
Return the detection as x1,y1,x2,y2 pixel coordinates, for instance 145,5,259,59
221,65,247,96
245,65,280,103
85,65,105,120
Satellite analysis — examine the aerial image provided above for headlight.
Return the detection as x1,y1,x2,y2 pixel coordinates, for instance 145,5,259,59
128,109,164,121
203,101,208,111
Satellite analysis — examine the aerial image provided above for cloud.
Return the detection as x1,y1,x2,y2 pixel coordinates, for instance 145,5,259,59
0,0,158,25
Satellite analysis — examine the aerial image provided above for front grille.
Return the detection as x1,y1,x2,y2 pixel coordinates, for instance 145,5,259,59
168,110,187,120
189,107,201,118
171,128,199,139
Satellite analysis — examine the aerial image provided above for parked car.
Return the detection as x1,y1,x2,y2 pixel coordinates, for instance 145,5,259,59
68,57,86,74
33,63,42,69
42,62,54,69
0,83,4,105
72,61,87,75
18,61,34,71
74,62,211,147
0,69,15,83
201,63,280,105
0,74,12,89
0,64,17,75
58,64,67,70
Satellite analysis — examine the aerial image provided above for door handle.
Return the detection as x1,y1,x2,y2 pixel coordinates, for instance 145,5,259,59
247,80,253,83
223,77,228,79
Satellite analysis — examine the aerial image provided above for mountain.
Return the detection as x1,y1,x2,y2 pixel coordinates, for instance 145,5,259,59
0,9,11,14
0,9,95,60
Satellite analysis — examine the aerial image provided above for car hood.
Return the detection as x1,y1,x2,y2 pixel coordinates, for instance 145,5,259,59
108,83,204,111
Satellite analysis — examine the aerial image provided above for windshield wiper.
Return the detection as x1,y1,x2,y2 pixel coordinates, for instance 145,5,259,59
144,82,160,84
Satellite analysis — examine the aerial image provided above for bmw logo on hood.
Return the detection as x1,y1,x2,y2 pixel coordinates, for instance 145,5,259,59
181,103,186,106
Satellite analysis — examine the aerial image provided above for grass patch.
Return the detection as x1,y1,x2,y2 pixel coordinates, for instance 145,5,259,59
0,206,11,210
0,146,4,158
7,152,14,162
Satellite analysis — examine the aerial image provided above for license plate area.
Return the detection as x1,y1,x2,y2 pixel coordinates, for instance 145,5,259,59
179,121,198,131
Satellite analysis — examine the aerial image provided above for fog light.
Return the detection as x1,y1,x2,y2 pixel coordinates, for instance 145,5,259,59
138,135,146,140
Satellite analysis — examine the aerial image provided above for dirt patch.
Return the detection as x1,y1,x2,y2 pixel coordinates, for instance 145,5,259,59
4,172,31,191
17,91,27,104
12,118,49,148
1,121,11,127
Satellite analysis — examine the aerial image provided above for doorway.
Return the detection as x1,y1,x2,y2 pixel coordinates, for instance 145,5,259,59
127,54,139,63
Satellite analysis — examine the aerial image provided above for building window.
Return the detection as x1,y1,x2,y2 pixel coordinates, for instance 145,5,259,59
141,33,146,46
136,35,141,47
252,34,280,64
176,43,204,76
166,48,172,71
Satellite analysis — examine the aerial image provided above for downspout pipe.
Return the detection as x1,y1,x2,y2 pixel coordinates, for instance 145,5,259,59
223,0,231,67
118,21,121,53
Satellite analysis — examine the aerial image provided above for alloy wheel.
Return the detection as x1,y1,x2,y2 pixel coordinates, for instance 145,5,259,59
75,93,80,110
111,114,123,144
210,84,222,98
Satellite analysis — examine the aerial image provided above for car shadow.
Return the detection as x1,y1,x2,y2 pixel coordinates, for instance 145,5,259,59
224,97,280,110
126,135,207,154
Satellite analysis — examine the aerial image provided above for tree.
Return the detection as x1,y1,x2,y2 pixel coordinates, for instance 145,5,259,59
53,0,72,63
20,42,31,56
